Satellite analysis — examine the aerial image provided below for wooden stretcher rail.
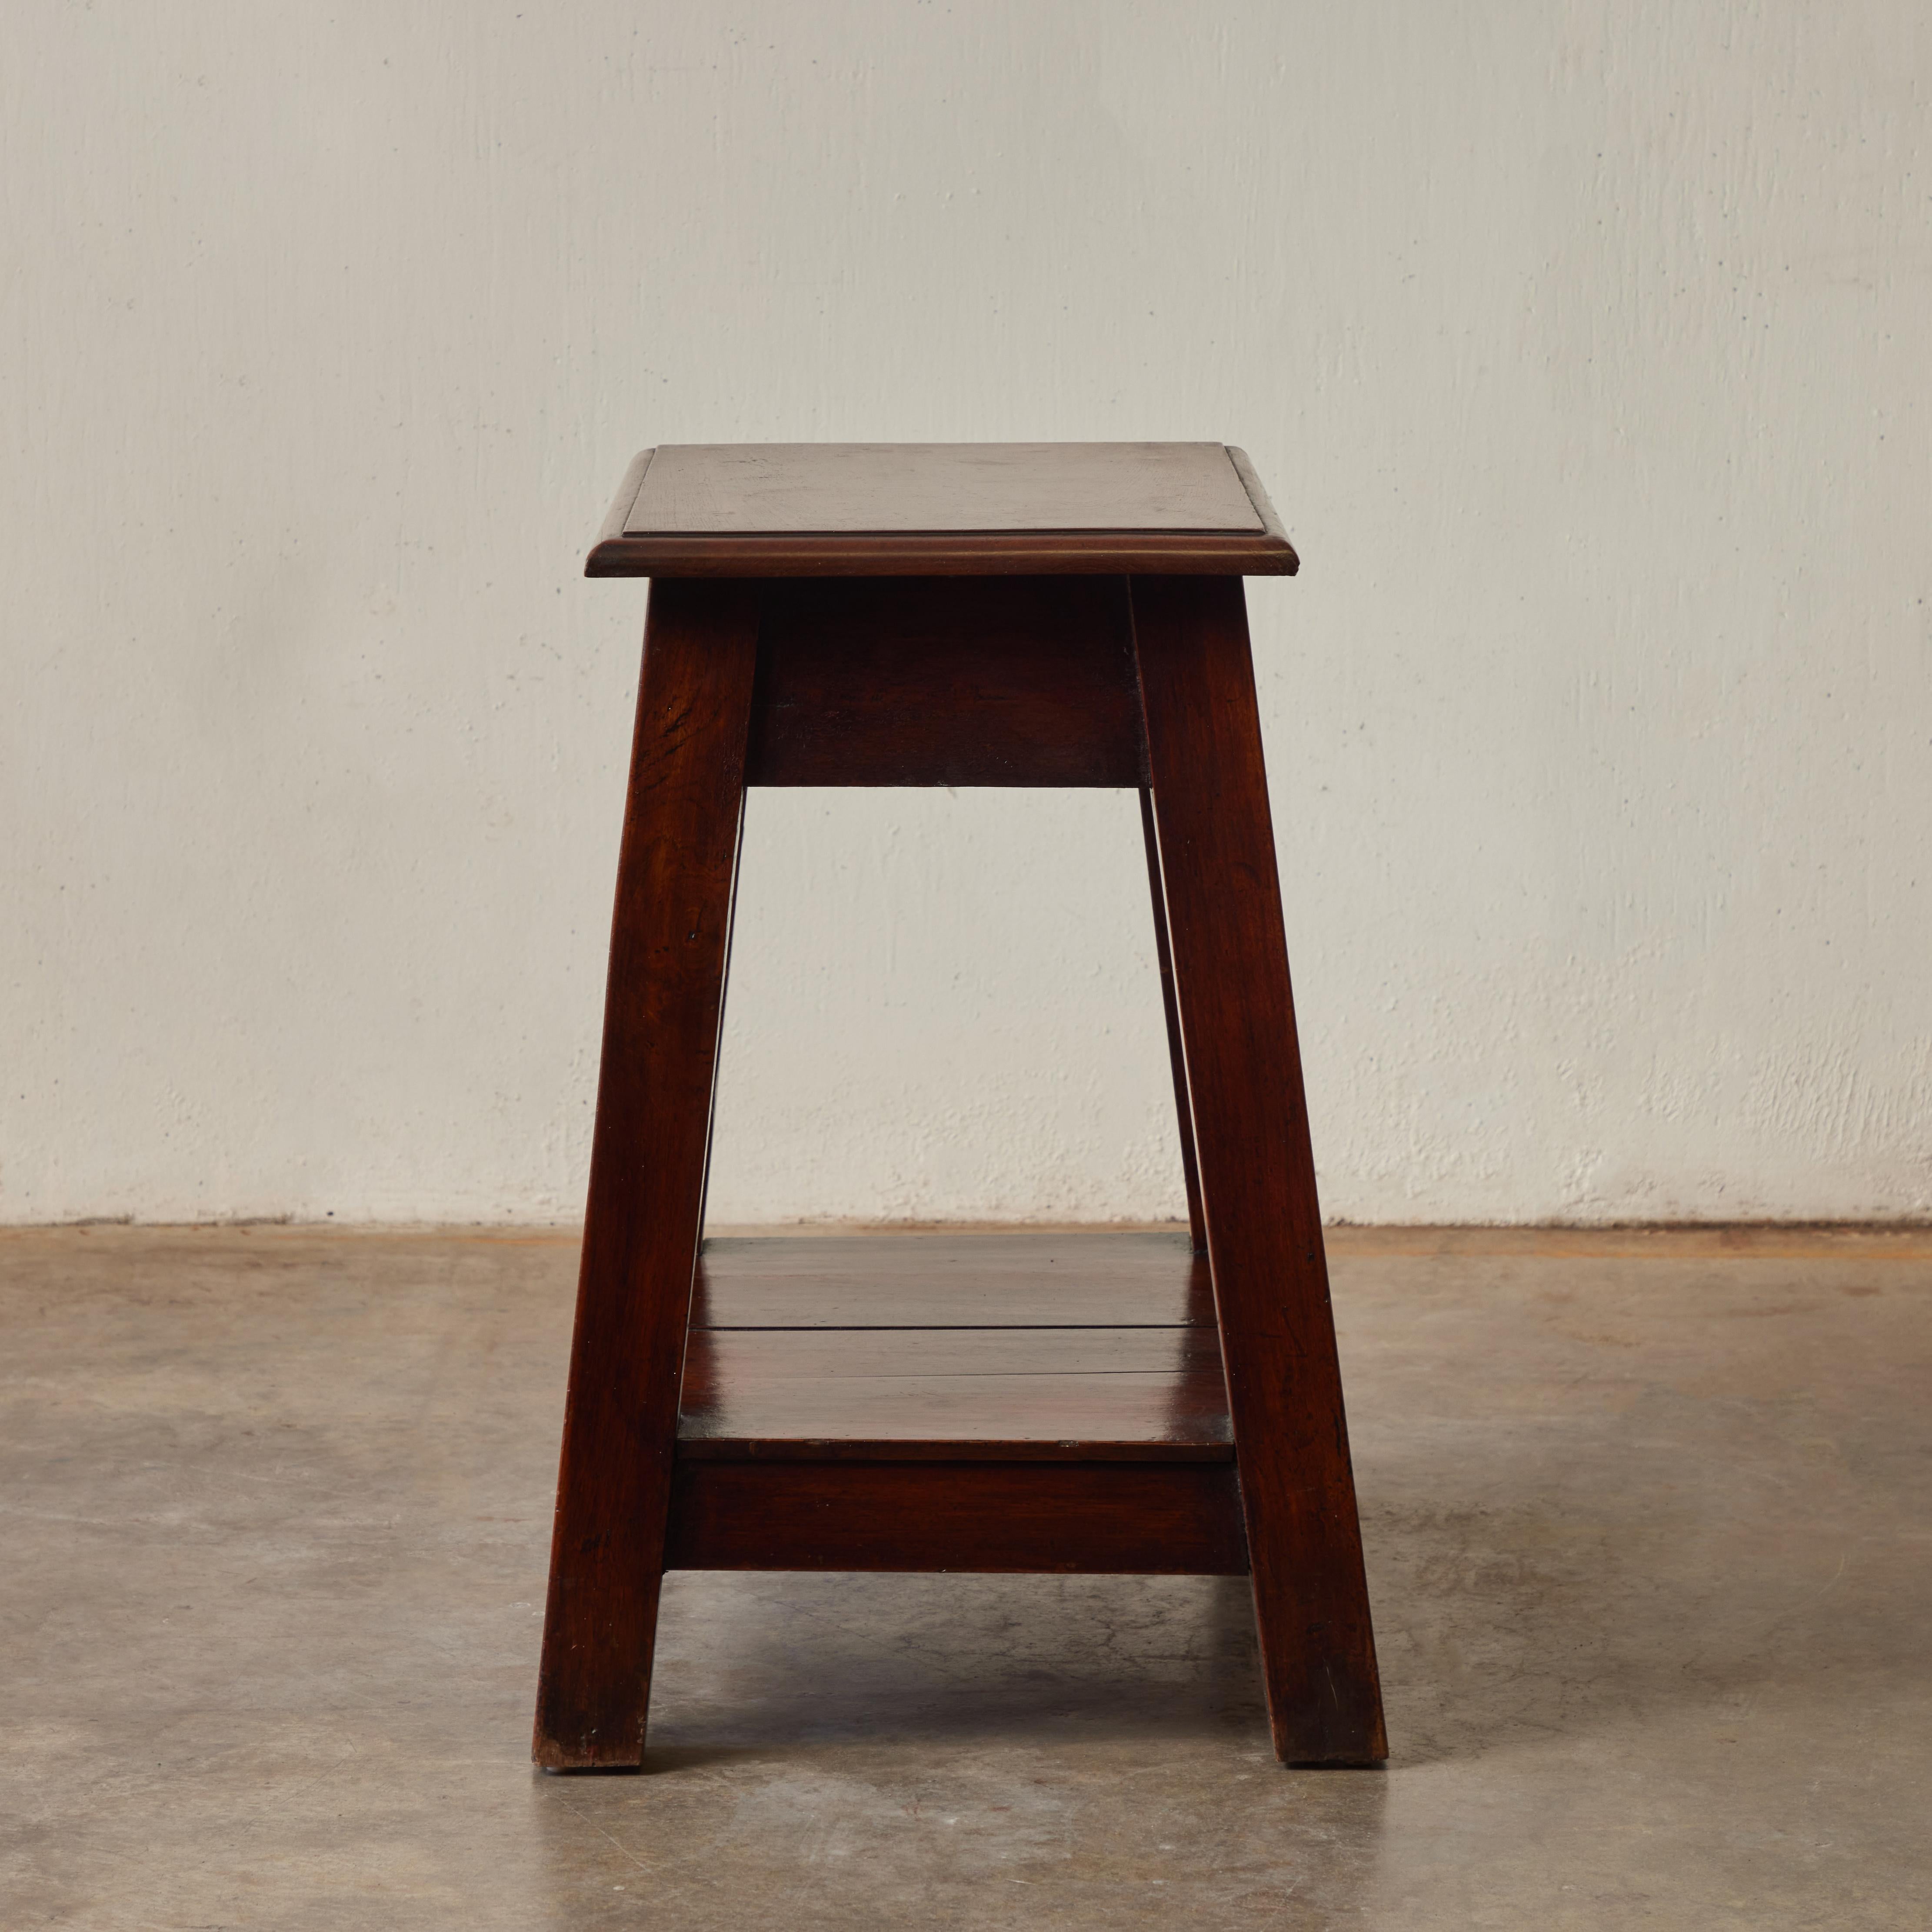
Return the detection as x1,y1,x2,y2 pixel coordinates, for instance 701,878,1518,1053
665,1459,1251,1575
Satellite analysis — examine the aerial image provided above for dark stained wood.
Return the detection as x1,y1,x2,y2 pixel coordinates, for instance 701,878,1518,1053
694,1231,1214,1329
590,530,1296,579
746,576,1146,786
590,447,654,552
687,1323,1221,1380
676,1435,1231,1466
1133,575,1388,1766
1140,788,1207,1253
665,1460,1249,1574
1224,447,1295,555
587,443,1299,578
540,446,1384,1768
634,442,1262,532
679,1325,1231,1458
531,578,759,1772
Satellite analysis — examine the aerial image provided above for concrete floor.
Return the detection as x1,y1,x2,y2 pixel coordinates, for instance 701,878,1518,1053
2,1226,1928,1929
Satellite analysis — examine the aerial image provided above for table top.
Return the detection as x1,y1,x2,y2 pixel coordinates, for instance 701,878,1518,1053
586,442,1297,577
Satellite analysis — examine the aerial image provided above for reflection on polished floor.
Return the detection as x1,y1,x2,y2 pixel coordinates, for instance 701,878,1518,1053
3,1224,1927,1929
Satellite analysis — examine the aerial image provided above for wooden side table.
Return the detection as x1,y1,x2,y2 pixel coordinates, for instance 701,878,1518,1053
533,443,1386,1769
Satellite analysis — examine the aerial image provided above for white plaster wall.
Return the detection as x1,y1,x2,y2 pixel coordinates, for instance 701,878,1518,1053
4,3,1929,1225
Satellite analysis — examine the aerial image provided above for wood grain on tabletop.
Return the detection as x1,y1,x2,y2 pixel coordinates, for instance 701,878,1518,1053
586,442,1298,576
631,442,1263,533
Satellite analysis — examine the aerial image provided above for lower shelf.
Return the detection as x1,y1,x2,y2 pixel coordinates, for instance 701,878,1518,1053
667,1232,1245,1574
680,1230,1230,1461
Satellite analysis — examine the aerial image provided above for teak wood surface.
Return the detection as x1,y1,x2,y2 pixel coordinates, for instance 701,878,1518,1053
530,580,759,1771
534,444,1382,1772
1134,575,1388,1764
694,1230,1215,1329
587,443,1298,578
666,1459,1249,1576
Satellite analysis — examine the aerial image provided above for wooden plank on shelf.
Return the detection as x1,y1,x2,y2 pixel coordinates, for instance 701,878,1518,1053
694,1231,1215,1329
679,1324,1231,1459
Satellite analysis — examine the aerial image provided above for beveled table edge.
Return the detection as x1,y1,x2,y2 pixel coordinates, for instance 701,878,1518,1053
584,446,1301,578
